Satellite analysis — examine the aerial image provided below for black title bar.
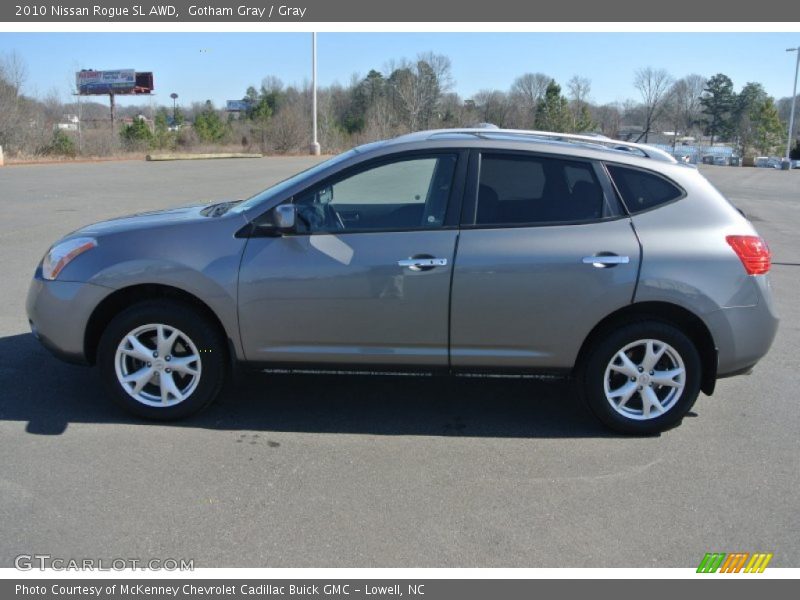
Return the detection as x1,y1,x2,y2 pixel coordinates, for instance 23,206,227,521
3,0,800,22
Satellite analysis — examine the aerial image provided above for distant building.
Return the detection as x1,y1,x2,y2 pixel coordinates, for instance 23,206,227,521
120,114,154,130
616,125,645,141
56,114,80,131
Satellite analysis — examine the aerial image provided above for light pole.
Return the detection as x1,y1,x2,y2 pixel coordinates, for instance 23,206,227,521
309,32,321,156
170,92,178,122
786,47,800,163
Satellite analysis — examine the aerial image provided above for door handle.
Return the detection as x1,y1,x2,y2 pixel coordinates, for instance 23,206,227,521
398,257,448,271
582,255,630,268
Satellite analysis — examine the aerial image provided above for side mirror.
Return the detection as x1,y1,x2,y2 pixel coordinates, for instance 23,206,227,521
272,204,297,232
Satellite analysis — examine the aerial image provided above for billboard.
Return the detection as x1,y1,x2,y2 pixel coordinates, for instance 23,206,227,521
226,100,252,112
76,69,136,94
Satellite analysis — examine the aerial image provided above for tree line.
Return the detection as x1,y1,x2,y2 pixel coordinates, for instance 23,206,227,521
2,51,799,160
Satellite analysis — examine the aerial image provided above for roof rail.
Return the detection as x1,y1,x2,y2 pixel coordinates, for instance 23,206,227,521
425,128,677,163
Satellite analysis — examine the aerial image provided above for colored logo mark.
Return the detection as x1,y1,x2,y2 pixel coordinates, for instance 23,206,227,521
696,552,773,573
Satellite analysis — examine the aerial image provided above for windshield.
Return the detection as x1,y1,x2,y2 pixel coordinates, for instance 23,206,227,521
230,150,359,214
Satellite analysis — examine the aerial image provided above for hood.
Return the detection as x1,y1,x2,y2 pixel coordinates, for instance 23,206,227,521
72,202,236,237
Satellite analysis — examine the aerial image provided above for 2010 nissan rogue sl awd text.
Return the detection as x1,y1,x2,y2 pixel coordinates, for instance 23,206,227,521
26,129,778,433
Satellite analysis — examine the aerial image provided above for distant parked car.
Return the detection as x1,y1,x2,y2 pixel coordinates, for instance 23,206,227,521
755,156,782,169
701,155,729,166
27,128,778,434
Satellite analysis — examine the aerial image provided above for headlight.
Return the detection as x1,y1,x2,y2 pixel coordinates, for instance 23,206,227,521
42,237,97,280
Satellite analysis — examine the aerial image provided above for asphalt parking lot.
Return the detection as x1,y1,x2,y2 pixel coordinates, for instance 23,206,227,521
0,158,797,568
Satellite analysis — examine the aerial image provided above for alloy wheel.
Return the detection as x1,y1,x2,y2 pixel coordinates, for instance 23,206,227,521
114,323,202,407
603,338,686,421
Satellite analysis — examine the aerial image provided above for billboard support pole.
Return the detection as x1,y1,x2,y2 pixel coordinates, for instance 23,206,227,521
109,92,116,138
74,92,82,153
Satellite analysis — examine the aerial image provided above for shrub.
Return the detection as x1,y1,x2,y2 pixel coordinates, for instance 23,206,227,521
193,102,229,143
119,118,153,150
41,129,76,157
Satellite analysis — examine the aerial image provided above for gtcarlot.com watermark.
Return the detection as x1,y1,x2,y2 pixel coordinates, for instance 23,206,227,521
14,554,194,571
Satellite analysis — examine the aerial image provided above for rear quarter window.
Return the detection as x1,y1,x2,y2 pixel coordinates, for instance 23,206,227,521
606,165,683,214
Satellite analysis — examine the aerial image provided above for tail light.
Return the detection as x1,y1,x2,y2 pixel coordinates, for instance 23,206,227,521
726,235,771,275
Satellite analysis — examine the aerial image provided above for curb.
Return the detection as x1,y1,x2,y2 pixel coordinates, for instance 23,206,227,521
146,152,263,161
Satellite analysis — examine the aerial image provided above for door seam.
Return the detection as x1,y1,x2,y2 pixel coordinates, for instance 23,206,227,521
446,231,461,372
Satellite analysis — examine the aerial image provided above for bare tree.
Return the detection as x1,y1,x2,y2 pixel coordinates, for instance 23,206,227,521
0,52,30,153
567,76,591,105
633,67,674,142
682,74,706,136
1,51,27,94
472,89,511,127
592,103,623,138
418,52,454,95
511,72,550,107
387,53,452,132
362,97,394,140
567,76,593,132
665,80,689,149
261,76,284,95
268,100,307,153
316,86,349,152
664,74,706,149
509,72,550,127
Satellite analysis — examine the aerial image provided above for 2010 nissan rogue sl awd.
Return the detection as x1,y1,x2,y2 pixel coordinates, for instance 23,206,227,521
26,129,778,433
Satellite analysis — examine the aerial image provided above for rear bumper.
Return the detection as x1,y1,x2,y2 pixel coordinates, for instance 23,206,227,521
706,276,779,377
26,274,112,365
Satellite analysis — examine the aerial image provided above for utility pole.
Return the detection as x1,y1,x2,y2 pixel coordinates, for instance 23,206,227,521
310,32,321,156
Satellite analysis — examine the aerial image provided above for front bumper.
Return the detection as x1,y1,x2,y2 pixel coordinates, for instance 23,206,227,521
26,273,112,365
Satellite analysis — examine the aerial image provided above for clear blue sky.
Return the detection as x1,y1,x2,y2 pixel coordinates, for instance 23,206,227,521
2,32,799,107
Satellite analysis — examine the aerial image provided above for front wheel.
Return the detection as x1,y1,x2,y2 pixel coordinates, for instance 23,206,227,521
97,300,227,420
580,321,702,434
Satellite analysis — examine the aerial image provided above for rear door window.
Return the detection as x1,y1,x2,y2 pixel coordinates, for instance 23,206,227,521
475,154,607,226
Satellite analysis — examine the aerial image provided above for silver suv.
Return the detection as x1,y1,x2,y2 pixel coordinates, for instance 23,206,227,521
26,129,778,433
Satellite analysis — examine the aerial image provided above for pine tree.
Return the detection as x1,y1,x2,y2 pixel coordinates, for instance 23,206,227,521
193,101,227,143
754,98,785,155
572,104,595,133
535,81,570,132
119,117,153,149
733,82,768,157
700,74,736,145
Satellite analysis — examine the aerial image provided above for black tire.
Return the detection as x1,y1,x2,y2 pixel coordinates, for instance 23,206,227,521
579,320,701,434
97,300,227,420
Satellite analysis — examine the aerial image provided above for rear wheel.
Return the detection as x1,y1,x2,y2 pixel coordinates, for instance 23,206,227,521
97,300,226,420
580,321,701,434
